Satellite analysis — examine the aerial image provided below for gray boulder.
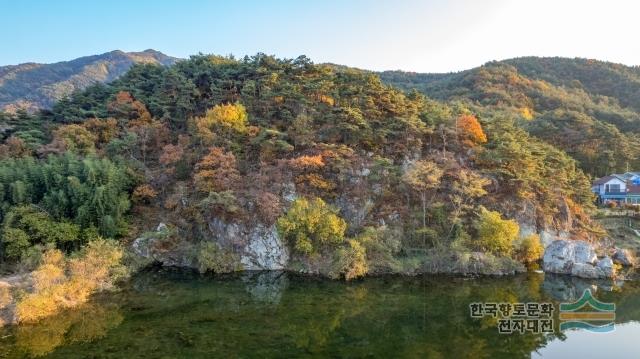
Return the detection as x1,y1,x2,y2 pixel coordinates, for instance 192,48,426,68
543,240,612,279
596,256,614,278
571,262,604,279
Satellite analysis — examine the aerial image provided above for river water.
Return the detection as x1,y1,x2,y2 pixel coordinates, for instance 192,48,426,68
1,269,638,358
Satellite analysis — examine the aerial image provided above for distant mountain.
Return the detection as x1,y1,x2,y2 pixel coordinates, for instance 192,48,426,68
379,57,640,177
0,49,178,112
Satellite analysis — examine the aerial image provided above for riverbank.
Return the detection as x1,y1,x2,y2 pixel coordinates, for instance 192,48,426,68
1,269,637,358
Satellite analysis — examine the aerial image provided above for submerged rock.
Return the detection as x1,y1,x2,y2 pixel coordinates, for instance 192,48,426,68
543,240,612,279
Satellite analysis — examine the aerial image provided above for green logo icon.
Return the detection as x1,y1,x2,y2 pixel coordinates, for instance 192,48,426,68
559,289,615,332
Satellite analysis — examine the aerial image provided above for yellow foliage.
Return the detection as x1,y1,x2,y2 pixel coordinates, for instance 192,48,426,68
334,239,368,280
295,173,335,191
277,197,347,255
474,208,519,256
456,114,487,146
52,124,97,154
193,103,248,141
516,234,544,263
319,94,335,106
15,303,123,357
15,239,126,323
82,118,119,144
520,107,534,120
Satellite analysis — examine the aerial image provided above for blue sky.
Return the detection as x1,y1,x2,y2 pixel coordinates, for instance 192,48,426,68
2,0,639,72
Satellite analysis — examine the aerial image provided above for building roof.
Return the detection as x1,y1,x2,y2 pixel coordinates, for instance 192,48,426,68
593,175,618,185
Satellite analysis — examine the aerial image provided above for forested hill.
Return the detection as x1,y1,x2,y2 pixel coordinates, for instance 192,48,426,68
379,57,640,177
0,54,598,287
0,50,178,113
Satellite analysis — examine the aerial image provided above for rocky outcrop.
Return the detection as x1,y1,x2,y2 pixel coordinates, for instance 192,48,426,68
542,240,614,279
131,223,194,268
132,221,289,271
613,248,636,267
239,225,289,270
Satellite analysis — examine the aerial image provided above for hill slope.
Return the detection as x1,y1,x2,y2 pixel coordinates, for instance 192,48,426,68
0,54,599,282
0,50,178,112
379,57,640,177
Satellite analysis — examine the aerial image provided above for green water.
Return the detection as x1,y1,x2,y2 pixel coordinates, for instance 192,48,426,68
1,269,639,358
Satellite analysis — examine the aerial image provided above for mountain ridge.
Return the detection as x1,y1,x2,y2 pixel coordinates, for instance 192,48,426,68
378,56,640,177
0,49,179,112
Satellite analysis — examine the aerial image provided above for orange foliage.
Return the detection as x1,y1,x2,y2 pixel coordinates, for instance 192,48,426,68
132,184,158,204
159,144,184,166
288,154,325,170
0,136,31,158
456,114,487,146
256,192,282,224
295,173,335,191
194,147,241,192
107,91,151,121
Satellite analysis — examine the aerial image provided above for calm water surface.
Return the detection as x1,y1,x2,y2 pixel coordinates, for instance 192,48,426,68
1,269,639,358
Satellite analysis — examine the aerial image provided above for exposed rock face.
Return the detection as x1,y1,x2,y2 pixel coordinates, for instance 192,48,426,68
539,230,571,248
613,248,636,267
543,240,613,279
131,235,194,268
240,225,289,270
133,221,289,271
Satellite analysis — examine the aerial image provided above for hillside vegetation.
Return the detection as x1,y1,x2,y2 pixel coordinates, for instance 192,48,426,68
380,57,640,177
0,53,604,321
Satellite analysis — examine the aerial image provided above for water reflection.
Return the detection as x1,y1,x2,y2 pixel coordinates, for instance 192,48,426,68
1,302,123,357
242,271,288,304
0,270,638,358
542,273,624,302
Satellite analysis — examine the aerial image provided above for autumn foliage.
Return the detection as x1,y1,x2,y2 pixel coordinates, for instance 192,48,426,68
194,147,241,193
456,114,487,146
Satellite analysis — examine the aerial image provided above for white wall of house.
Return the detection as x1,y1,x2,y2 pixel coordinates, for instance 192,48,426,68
593,177,626,195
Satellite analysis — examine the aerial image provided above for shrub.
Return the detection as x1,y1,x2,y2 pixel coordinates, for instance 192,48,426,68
193,103,248,142
277,197,347,255
332,239,368,281
132,184,158,204
1,206,83,261
1,227,31,260
256,192,282,224
474,208,519,256
195,241,242,274
516,234,544,263
356,226,402,273
15,239,126,323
